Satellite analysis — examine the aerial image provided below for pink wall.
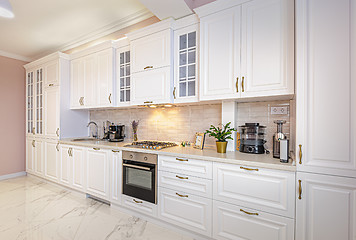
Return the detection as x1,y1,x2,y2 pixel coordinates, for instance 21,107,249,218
0,56,27,176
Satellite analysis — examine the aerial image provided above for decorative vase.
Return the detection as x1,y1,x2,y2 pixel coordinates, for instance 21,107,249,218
216,141,227,153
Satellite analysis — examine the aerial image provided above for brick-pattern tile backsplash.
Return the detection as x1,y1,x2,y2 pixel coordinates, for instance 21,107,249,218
90,104,222,146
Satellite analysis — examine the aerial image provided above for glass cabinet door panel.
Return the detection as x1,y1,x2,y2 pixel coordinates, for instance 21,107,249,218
27,72,34,134
119,50,130,103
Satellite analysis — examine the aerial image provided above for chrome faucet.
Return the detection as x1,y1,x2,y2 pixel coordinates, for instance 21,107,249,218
87,121,98,139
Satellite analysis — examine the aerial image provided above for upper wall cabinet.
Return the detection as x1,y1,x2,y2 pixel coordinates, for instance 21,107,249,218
70,41,115,109
173,15,199,103
296,0,356,178
195,0,294,101
127,18,175,105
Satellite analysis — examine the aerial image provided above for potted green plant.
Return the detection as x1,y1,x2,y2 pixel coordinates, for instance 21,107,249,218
205,122,236,153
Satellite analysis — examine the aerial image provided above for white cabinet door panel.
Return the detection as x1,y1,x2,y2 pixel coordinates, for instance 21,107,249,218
199,6,241,100
158,187,212,237
121,195,157,217
44,140,59,182
97,49,114,107
45,61,59,87
34,138,44,177
83,55,97,108
213,200,294,240
111,150,122,204
296,172,356,240
26,138,35,173
214,162,295,218
60,146,71,186
44,87,60,138
70,59,85,108
72,147,85,191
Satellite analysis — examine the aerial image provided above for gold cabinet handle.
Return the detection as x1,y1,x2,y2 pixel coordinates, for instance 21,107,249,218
242,76,245,92
112,150,120,153
93,148,100,151
32,127,35,135
144,101,153,104
68,148,70,156
173,87,177,99
176,158,188,162
299,144,303,164
108,93,112,104
143,66,153,70
240,209,259,216
32,140,35,147
133,199,143,204
48,83,54,87
56,128,59,137
176,193,188,198
176,175,188,180
298,180,302,200
70,148,73,157
79,97,82,105
236,77,239,92
56,142,59,152
240,166,259,171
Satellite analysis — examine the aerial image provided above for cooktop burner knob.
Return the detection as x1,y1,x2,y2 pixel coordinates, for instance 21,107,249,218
144,156,148,161
130,154,133,159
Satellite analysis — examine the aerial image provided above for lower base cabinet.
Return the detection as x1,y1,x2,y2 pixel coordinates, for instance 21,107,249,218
44,139,60,182
71,147,86,191
213,200,294,240
296,172,356,240
26,138,35,174
110,150,122,205
121,194,157,217
158,187,212,237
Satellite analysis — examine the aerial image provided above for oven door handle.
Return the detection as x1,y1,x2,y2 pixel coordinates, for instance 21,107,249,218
123,163,151,171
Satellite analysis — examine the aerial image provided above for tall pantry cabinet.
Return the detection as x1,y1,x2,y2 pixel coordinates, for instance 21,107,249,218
295,0,356,239
25,53,88,181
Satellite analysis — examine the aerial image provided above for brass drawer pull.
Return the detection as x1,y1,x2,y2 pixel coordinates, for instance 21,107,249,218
68,148,70,156
299,144,302,164
108,93,112,104
240,209,259,216
236,77,239,92
176,193,188,198
56,142,59,152
48,83,54,87
112,150,120,153
240,166,259,171
173,87,177,99
144,101,153,104
56,128,59,137
32,127,35,135
93,147,100,151
70,148,73,157
133,199,143,204
32,140,35,147
176,158,188,162
144,66,153,70
298,180,302,200
242,76,245,92
176,175,188,180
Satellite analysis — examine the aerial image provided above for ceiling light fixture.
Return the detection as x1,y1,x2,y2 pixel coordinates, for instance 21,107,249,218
0,0,14,18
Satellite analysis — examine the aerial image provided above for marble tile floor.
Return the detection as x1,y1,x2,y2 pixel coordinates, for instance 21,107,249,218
0,176,193,240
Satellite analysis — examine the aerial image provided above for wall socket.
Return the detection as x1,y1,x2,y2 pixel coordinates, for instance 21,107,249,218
271,106,288,115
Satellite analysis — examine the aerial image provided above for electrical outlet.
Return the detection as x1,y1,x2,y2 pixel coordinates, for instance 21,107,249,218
271,106,288,115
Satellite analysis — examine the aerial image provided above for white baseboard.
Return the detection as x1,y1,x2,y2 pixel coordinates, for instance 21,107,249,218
0,171,27,181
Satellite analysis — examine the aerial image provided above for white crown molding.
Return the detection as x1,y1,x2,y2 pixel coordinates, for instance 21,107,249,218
31,9,154,61
194,0,251,18
24,52,69,70
0,50,31,62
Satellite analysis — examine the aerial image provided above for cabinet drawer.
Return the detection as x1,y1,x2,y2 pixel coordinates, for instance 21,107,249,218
213,200,294,240
158,187,212,237
158,155,212,179
159,170,212,198
214,162,295,218
121,195,157,217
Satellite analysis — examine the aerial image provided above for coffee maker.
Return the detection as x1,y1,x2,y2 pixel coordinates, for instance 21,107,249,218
108,124,125,142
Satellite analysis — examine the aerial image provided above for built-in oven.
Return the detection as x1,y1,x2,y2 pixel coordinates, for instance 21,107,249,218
122,151,157,204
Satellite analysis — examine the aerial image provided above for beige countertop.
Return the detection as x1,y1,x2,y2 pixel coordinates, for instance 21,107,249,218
60,138,296,172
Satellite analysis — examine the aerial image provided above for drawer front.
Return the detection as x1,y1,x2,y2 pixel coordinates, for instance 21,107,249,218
214,162,295,218
158,155,213,179
121,195,157,217
159,170,212,198
158,187,212,237
213,200,294,240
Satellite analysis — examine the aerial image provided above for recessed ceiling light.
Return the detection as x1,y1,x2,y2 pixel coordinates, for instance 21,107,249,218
0,0,14,18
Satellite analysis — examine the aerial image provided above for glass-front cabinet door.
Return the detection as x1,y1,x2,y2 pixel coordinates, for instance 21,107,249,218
174,24,199,103
35,68,43,135
26,71,34,135
117,46,131,106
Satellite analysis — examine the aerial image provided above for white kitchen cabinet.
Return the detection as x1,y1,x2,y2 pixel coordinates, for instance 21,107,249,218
131,67,172,105
33,138,44,177
296,172,356,240
196,0,294,101
44,139,60,182
70,41,115,109
213,200,294,240
174,22,199,103
26,71,35,136
158,187,212,237
60,145,71,186
72,147,86,192
130,29,172,73
110,150,122,205
86,148,110,200
214,162,295,218
44,86,60,139
44,60,59,87
296,0,356,178
121,194,158,217
116,42,131,106
26,138,35,174
35,68,44,136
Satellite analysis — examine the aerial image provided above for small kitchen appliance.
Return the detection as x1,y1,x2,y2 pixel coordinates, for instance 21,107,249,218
272,120,287,158
108,124,125,142
239,123,267,154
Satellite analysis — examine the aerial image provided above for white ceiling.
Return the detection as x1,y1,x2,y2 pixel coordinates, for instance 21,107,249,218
0,0,153,61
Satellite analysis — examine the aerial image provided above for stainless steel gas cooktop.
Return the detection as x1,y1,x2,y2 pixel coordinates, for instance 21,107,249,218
125,141,178,150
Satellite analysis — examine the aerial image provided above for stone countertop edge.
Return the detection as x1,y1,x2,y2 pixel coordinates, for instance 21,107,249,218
59,138,296,172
